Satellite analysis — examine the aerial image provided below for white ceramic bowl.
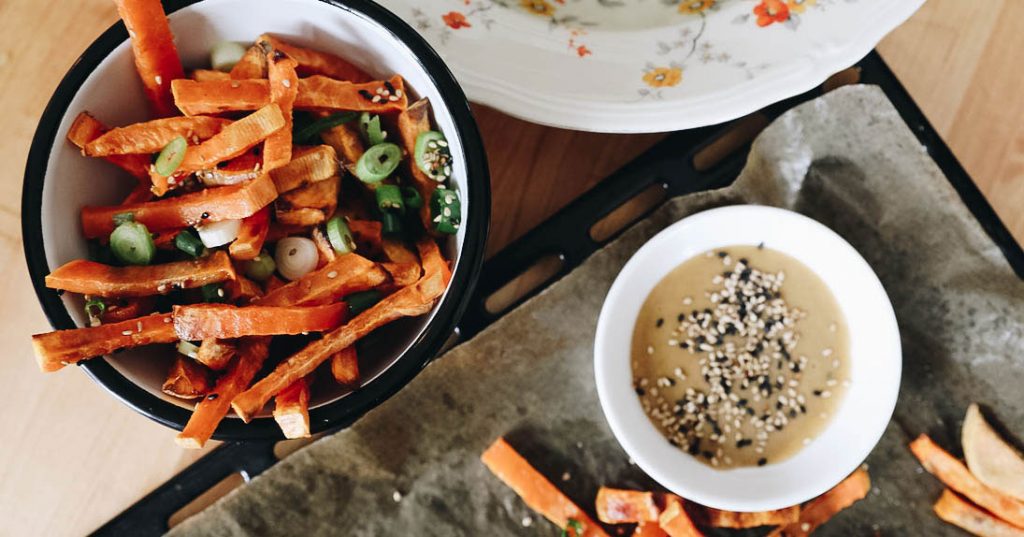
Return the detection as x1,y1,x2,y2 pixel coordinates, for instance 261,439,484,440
23,0,489,440
594,205,900,511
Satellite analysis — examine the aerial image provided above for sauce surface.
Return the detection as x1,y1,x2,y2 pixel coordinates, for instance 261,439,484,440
631,245,850,468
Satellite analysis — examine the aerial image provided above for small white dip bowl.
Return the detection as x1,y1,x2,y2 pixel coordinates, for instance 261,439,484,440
594,205,900,512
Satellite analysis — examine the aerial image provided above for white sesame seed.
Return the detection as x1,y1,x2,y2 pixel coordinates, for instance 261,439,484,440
801,523,811,531
822,348,833,357
521,516,533,527
392,491,402,502
121,330,133,336
154,75,163,85
282,79,291,88
327,271,338,279
561,472,571,482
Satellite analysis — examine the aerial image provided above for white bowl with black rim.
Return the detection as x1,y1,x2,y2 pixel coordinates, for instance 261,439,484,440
22,0,489,440
594,205,900,511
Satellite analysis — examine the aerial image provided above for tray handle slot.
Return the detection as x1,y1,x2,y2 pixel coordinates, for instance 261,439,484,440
167,472,245,529
823,66,863,93
589,182,668,243
483,253,566,315
691,113,771,172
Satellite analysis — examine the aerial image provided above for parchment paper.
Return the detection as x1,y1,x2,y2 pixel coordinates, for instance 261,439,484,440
170,86,1024,536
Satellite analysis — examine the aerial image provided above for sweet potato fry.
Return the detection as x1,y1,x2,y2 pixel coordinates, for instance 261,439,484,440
330,346,359,386
595,488,660,524
934,489,1024,537
275,208,326,227
171,77,407,116
273,377,311,439
180,104,285,170
635,522,669,537
83,116,231,156
176,337,270,448
264,274,287,294
196,338,236,371
228,207,270,261
692,504,800,529
659,495,703,537
67,112,151,181
81,172,277,237
767,468,870,537
231,261,446,421
381,239,422,287
99,296,156,323
396,98,439,232
229,44,267,79
269,145,338,193
223,275,263,304
195,151,262,186
191,69,230,82
319,122,364,164
277,176,339,216
122,184,155,204
311,227,336,267
31,313,176,372
910,435,1024,527
258,34,371,82
115,0,185,117
257,253,386,307
45,250,236,298
350,220,383,254
163,355,212,399
262,42,299,171
481,437,608,537
173,303,347,340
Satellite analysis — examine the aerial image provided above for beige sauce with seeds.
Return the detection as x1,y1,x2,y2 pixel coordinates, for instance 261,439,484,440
631,245,850,469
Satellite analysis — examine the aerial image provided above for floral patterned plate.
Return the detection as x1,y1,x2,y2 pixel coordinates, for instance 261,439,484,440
376,0,924,133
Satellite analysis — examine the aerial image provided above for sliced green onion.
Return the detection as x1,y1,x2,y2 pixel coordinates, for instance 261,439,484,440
325,216,356,255
380,210,403,237
177,340,200,359
430,188,462,235
353,143,402,184
110,219,156,265
155,136,188,177
292,111,358,145
359,112,387,146
414,131,452,182
345,290,381,316
174,229,205,258
402,187,423,210
243,251,277,282
84,297,106,319
210,41,248,72
375,184,404,213
201,283,226,303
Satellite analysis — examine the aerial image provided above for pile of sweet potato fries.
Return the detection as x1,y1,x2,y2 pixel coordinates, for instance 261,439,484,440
482,437,871,536
31,0,460,447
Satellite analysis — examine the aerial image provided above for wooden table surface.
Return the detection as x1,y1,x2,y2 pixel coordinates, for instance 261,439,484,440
1,1,1021,535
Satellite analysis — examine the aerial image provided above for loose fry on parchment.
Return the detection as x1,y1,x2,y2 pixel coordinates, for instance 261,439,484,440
691,504,800,529
231,242,449,420
273,377,311,439
114,0,185,117
595,487,660,524
31,313,176,372
261,41,299,171
934,489,1024,537
330,346,359,386
767,468,870,537
45,250,236,298
173,303,347,340
162,355,212,399
66,112,151,181
910,434,1024,527
81,172,277,237
176,337,271,448
481,437,609,537
170,76,407,116
196,338,235,371
258,34,371,82
658,495,703,537
84,116,230,156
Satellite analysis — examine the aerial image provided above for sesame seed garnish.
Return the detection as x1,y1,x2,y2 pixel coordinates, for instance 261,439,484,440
282,79,291,88
327,271,338,279
154,75,162,85
521,517,533,527
121,330,133,336
392,491,402,502
561,472,571,482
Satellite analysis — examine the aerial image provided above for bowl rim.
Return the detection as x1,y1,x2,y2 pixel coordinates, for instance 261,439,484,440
21,0,490,441
594,204,901,511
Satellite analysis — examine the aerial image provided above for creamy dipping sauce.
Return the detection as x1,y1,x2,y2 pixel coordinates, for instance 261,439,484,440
631,245,850,469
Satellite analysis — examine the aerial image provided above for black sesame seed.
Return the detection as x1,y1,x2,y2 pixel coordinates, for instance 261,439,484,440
384,80,395,93
635,387,645,396
677,313,685,322
789,409,798,418
717,251,727,258
757,242,765,250
656,318,664,328
702,451,714,459
813,389,823,396
737,398,748,407
206,393,218,400
739,258,749,265
736,439,752,448
358,89,373,100
201,212,210,219
757,458,767,466
688,440,701,455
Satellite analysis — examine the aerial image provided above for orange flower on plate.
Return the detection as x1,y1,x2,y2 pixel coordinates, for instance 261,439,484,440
576,45,592,57
678,0,715,15
442,11,472,29
786,0,815,13
643,67,682,88
520,0,556,17
754,0,790,26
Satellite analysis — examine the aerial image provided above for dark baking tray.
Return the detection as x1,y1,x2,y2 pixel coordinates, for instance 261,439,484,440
90,51,1024,536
